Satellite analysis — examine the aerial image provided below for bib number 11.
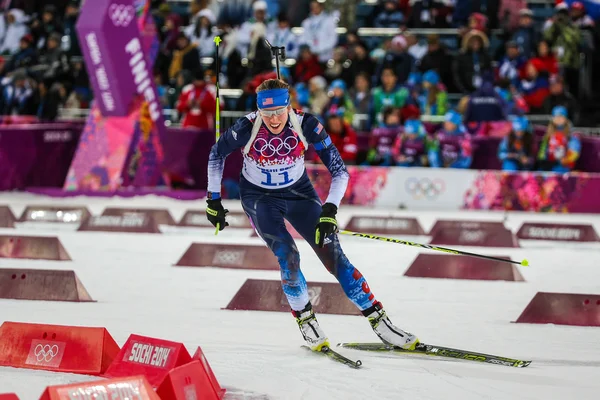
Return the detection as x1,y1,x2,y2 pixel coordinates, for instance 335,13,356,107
261,170,293,186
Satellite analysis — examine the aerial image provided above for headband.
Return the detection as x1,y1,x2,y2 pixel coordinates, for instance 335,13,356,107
257,88,290,109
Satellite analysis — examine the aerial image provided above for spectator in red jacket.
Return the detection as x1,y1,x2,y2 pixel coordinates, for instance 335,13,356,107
294,45,324,83
175,68,217,129
324,108,358,163
530,40,559,77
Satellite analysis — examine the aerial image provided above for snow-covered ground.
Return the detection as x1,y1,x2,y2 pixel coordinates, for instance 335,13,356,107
1,192,599,400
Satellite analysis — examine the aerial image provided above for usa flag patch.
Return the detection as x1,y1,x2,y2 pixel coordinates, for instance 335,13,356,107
314,123,324,134
262,97,274,106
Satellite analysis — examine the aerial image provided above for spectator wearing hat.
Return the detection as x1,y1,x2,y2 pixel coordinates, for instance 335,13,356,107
299,0,338,63
543,3,582,97
498,116,535,171
392,119,434,167
0,9,30,55
266,13,298,60
375,34,414,87
175,68,217,129
418,34,454,91
453,29,492,93
516,59,551,113
168,32,201,82
498,0,527,32
569,1,595,30
30,4,62,50
542,74,579,124
375,0,405,28
537,105,581,173
453,0,500,29
512,9,539,58
36,32,70,85
186,8,216,57
498,41,527,81
1,33,37,75
463,73,507,123
324,79,355,125
324,108,358,163
237,0,270,59
307,75,330,116
0,69,34,115
418,69,448,116
429,110,473,169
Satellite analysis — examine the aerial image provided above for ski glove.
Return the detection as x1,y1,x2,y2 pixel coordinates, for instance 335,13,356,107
315,203,338,248
206,198,229,233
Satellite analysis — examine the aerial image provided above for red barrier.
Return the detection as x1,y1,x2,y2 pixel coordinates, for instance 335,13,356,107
344,216,425,235
0,235,71,260
78,215,160,233
18,205,91,224
192,347,225,399
515,292,600,327
179,210,252,229
430,227,519,247
225,279,361,316
0,206,16,228
516,222,599,242
0,268,94,302
39,376,159,400
0,322,119,375
175,243,279,270
156,360,224,400
428,220,506,236
101,207,176,226
0,394,19,400
404,254,524,281
104,334,193,388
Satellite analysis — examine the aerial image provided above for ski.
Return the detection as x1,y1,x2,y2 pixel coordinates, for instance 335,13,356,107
302,345,363,369
337,342,531,368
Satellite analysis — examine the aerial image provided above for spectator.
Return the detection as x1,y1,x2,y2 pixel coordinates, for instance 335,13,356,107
186,9,216,58
162,14,184,53
36,80,67,121
453,29,492,94
498,116,535,171
418,34,454,91
497,41,527,81
375,35,414,87
1,34,37,75
463,75,507,123
175,68,217,129
246,22,272,78
496,78,529,115
168,33,201,82
0,70,34,115
323,47,347,82
543,3,582,97
392,119,432,167
418,69,448,116
237,0,270,59
542,75,580,125
405,32,428,62
365,107,402,166
307,75,329,116
429,110,473,169
324,79,355,124
371,67,409,127
35,32,70,85
266,13,298,60
340,43,374,86
0,9,30,55
512,9,539,58
62,1,81,57
324,108,358,163
537,105,581,173
517,59,551,113
409,0,448,28
300,0,338,63
570,1,595,30
349,71,372,115
499,0,528,32
374,0,404,28
530,40,559,77
294,45,323,83
453,0,500,29
30,4,62,50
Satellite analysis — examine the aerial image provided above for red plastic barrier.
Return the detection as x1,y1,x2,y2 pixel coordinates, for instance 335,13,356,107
0,394,19,400
515,292,600,327
344,216,425,235
39,376,159,400
0,268,94,302
192,347,225,399
516,222,599,242
78,214,161,233
179,210,252,229
0,321,119,375
0,235,71,260
101,207,176,226
156,359,224,400
104,334,193,388
428,220,506,236
175,243,279,270
18,205,91,224
429,227,519,247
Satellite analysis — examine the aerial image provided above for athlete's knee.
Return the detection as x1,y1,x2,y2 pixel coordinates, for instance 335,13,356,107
273,242,301,276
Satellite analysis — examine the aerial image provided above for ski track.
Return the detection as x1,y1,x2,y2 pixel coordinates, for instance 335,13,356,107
0,193,599,399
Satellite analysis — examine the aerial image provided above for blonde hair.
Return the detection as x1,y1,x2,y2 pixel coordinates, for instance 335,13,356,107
256,79,289,93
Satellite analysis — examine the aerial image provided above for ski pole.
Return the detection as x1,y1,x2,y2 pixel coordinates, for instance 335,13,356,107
213,35,222,235
338,230,529,267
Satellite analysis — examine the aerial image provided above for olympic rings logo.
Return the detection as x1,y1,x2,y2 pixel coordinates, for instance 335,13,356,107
253,136,298,157
108,4,135,27
405,177,445,200
34,344,59,362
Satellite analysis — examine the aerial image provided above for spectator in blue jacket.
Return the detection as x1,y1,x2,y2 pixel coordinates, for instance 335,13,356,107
375,0,405,28
430,110,473,168
463,75,507,123
498,116,535,171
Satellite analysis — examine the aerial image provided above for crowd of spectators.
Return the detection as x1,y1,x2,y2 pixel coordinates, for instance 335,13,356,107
0,0,598,173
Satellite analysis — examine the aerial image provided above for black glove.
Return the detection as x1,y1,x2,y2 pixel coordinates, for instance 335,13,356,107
206,198,229,232
315,203,338,248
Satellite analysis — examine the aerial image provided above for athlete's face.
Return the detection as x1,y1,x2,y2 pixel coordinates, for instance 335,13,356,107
260,105,290,135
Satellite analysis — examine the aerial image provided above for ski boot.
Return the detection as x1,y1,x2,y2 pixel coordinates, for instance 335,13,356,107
364,302,419,350
293,303,330,351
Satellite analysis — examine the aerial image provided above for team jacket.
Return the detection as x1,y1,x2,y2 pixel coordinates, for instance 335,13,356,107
208,110,350,207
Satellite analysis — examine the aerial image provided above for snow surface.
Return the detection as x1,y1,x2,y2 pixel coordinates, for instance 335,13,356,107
1,192,600,400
